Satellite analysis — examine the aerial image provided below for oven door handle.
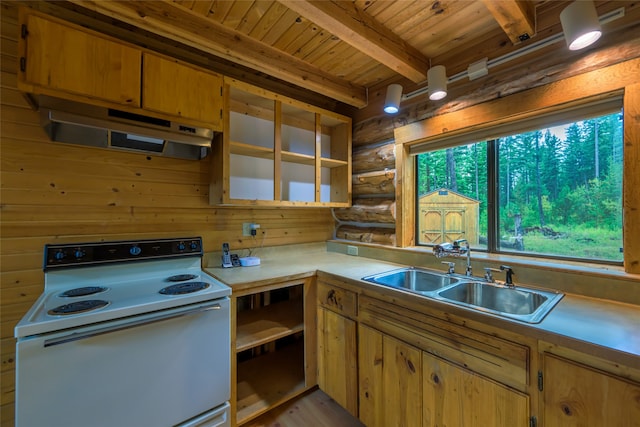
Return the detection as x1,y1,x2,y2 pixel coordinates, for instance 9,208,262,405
44,302,223,348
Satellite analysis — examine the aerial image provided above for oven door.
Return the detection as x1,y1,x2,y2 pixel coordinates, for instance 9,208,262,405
15,299,230,427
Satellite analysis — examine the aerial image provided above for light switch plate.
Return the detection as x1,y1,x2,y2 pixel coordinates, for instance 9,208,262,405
347,245,359,256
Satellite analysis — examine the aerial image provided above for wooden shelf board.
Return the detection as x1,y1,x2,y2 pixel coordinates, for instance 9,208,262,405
236,340,306,425
230,141,274,159
236,298,304,352
320,157,348,168
281,150,315,166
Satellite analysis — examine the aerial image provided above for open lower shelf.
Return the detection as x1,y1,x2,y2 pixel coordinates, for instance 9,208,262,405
236,298,304,353
236,339,306,425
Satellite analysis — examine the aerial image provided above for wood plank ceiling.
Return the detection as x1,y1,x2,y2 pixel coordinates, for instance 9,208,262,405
68,0,623,108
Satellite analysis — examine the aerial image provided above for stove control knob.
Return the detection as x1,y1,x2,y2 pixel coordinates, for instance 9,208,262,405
190,241,199,250
177,242,186,251
74,249,85,259
54,250,65,261
129,246,142,256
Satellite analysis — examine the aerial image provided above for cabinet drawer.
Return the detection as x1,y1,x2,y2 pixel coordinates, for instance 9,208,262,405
318,281,357,318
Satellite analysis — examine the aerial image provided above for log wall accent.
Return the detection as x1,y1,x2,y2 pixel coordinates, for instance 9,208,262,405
335,225,396,246
346,142,398,244
333,199,395,224
352,143,395,173
0,4,334,424
352,170,395,197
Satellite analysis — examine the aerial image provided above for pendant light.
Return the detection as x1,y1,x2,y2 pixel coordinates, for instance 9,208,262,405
428,65,447,101
560,0,602,50
383,83,403,114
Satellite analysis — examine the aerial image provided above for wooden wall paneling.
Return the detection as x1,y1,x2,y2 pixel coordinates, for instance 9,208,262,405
623,83,640,274
0,5,336,423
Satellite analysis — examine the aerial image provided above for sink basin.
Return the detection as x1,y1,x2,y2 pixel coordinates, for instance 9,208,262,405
438,281,563,323
362,267,460,293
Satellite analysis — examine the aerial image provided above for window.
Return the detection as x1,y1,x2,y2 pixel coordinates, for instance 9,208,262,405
416,110,624,263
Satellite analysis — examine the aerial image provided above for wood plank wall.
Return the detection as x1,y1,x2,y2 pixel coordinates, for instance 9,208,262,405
0,4,334,424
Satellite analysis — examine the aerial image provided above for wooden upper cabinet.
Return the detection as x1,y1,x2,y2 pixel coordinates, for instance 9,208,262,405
210,78,352,207
18,11,141,107
18,9,223,129
142,53,223,130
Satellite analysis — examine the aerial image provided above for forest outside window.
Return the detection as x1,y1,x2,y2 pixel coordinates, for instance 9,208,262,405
415,108,624,263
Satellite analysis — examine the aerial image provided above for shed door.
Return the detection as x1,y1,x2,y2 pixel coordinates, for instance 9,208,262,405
420,208,466,245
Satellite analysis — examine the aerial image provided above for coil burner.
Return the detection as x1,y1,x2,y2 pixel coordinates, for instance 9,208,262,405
48,300,110,316
160,282,210,295
59,286,108,298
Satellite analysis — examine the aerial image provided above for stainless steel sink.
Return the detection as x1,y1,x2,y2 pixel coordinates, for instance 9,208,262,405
362,267,460,293
362,267,563,324
438,281,563,323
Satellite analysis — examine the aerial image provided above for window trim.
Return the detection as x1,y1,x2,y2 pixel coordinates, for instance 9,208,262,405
393,57,640,274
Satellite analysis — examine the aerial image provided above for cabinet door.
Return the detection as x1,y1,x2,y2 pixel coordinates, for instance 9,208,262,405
423,352,529,427
21,13,141,106
358,324,422,427
142,53,223,128
317,307,357,416
543,353,640,427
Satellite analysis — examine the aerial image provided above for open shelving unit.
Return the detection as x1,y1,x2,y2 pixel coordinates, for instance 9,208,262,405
210,77,352,207
233,281,315,426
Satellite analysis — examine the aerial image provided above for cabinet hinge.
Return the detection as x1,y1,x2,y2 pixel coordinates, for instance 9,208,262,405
21,24,28,39
530,416,537,427
537,371,543,391
19,57,26,73
220,109,223,120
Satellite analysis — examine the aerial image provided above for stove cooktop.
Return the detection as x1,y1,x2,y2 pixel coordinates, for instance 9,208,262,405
15,238,231,339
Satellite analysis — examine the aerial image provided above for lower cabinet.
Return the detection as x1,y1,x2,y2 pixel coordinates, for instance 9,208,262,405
542,352,640,427
359,324,422,427
317,307,358,416
313,278,639,427
423,352,529,427
316,280,358,416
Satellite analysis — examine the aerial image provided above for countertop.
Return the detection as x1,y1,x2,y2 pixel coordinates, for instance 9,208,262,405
205,243,640,368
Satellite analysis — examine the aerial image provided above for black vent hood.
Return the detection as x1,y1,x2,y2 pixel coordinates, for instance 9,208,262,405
38,96,216,160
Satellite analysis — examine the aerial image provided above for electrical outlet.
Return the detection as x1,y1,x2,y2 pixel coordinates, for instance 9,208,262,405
347,245,359,256
242,223,252,236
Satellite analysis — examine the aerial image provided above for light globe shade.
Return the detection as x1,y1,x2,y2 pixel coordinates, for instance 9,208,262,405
383,83,403,114
428,65,447,101
560,0,602,50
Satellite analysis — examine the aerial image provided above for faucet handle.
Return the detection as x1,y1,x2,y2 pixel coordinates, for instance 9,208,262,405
483,267,500,282
441,261,455,274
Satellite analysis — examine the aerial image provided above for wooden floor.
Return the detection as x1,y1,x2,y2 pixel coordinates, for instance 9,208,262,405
243,388,365,427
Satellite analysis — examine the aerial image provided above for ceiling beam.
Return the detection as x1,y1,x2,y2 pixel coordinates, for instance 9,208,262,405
481,0,536,44
279,0,430,83
69,0,368,108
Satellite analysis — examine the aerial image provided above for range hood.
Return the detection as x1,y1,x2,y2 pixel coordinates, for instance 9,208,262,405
38,96,216,160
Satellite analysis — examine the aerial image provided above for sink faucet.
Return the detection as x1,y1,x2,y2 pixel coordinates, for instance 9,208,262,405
500,265,515,288
454,239,472,276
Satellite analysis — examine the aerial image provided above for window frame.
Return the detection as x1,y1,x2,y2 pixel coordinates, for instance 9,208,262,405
393,58,640,274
